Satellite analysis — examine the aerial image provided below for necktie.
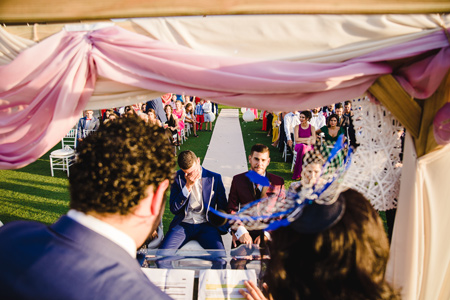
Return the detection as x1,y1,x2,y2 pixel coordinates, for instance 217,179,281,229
255,184,262,199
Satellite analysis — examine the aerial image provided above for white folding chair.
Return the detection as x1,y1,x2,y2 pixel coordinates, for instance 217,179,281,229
50,129,77,177
50,148,76,177
62,128,77,149
282,141,292,162
291,146,297,172
180,129,186,145
185,123,191,136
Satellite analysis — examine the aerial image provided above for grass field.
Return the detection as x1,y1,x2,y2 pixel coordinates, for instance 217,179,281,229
0,106,387,232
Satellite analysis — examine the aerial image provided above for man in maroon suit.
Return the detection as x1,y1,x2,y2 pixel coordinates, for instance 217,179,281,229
227,144,285,249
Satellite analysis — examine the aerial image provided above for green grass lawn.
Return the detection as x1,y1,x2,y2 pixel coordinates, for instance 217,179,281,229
0,106,387,233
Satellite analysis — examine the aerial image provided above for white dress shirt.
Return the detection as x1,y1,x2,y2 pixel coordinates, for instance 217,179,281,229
284,112,300,141
310,113,326,130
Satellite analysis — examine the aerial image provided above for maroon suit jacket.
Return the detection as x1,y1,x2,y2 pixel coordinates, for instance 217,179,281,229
227,172,286,214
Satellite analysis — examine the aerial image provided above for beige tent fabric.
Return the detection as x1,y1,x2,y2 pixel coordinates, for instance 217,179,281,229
131,14,450,62
387,132,450,300
1,14,449,109
0,26,35,65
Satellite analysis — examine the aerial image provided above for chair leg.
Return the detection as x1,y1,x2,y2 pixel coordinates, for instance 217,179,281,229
50,157,54,177
65,157,70,177
291,151,297,172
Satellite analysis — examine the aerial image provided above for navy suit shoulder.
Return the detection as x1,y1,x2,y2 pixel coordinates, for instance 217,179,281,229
0,217,171,300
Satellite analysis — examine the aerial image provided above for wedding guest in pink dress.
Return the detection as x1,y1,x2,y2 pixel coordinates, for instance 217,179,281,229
173,100,185,132
292,111,316,180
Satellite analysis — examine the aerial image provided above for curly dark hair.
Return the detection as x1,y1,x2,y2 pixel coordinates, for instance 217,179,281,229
69,116,175,215
264,189,401,300
326,113,339,127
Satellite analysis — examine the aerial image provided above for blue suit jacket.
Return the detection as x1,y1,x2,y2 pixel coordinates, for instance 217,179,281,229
169,167,228,233
76,116,100,139
0,216,171,300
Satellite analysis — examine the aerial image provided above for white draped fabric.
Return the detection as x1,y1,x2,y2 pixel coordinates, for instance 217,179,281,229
388,133,450,300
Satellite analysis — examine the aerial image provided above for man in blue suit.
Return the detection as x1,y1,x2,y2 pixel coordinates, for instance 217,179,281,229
158,150,228,254
0,117,174,300
76,109,100,141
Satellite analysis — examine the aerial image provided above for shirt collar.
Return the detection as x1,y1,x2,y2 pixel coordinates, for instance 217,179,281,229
67,209,137,258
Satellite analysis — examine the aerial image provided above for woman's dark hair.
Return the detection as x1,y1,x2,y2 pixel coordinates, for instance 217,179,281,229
327,113,339,127
300,110,312,121
147,108,156,116
164,104,173,114
264,189,400,300
185,102,194,112
69,116,175,215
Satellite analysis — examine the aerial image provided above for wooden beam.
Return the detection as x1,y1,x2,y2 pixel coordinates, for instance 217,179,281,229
1,0,450,24
368,74,422,139
416,71,450,157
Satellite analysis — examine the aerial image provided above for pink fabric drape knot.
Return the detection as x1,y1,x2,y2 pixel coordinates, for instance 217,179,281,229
1,25,449,169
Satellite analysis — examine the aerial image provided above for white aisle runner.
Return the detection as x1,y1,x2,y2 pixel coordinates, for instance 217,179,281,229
182,109,248,252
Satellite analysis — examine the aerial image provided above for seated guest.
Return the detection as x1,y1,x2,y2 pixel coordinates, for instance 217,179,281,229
185,102,199,137
163,104,179,146
344,100,354,118
284,111,300,152
323,103,335,118
102,109,115,122
227,144,285,249
292,111,316,180
123,105,138,118
271,112,281,147
158,150,228,253
140,113,149,123
316,114,345,145
0,117,174,299
310,107,326,130
146,96,168,124
147,108,162,127
239,189,400,300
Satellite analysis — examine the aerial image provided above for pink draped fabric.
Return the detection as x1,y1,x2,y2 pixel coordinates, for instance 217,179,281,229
0,26,449,169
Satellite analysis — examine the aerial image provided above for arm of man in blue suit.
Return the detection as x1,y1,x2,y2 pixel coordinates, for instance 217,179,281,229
77,118,84,140
213,174,227,211
210,174,230,234
169,171,189,215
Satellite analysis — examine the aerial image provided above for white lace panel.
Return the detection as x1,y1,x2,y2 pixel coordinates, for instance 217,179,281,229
343,96,403,211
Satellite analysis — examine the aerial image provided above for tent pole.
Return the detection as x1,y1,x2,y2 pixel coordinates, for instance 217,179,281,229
368,74,422,139
416,70,450,157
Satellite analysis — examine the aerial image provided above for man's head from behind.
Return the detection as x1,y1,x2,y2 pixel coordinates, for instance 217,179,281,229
69,117,175,216
249,144,270,176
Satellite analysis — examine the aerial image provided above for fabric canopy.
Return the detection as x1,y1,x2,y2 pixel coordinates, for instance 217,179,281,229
0,14,450,300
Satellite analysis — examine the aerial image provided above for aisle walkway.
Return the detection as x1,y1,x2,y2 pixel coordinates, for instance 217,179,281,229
184,109,248,252
202,109,248,194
